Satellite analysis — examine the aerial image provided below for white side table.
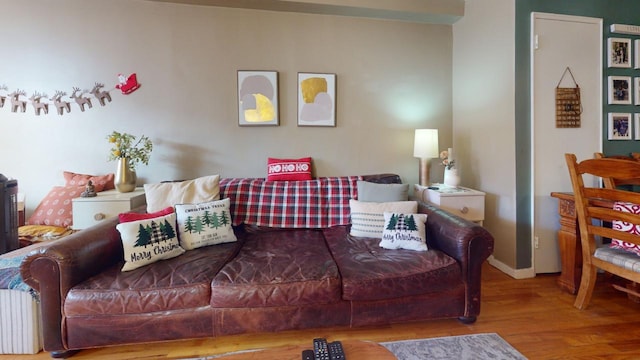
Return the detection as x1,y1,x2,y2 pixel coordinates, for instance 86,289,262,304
414,184,485,225
72,188,146,230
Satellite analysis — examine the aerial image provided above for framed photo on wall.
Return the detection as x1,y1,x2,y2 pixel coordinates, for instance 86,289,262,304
608,76,632,105
608,112,632,140
297,72,336,127
633,39,640,69
237,70,279,126
635,114,640,140
635,77,640,105
608,37,631,68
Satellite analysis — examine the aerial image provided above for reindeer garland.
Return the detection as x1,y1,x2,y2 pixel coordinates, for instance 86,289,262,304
0,84,8,108
29,92,49,115
70,87,92,112
90,83,112,106
0,85,106,116
0,73,140,116
49,91,71,115
9,89,27,113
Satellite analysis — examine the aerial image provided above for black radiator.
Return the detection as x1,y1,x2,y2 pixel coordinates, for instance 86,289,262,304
0,175,18,255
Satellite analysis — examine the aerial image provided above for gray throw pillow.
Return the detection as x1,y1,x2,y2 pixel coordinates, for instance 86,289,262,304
357,181,409,202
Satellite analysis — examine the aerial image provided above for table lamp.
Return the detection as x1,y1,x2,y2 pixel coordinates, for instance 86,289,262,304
413,129,439,186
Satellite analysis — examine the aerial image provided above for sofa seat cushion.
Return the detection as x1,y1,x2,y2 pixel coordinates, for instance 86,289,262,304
211,229,342,308
322,225,462,301
64,240,243,316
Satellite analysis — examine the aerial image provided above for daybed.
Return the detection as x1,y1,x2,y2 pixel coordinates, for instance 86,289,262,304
0,172,112,355
20,173,494,358
0,244,44,355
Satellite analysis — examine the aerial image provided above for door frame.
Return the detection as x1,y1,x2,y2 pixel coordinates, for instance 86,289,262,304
530,12,603,273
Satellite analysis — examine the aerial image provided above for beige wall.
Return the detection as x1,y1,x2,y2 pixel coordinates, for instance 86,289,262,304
453,0,520,274
0,0,453,215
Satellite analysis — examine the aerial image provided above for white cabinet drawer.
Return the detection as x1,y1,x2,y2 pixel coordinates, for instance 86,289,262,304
72,189,146,230
434,195,484,222
414,185,485,224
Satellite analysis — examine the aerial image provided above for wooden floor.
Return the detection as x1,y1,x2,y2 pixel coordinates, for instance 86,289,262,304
4,263,640,360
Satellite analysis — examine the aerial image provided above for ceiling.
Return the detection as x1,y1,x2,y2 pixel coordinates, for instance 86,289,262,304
144,0,465,24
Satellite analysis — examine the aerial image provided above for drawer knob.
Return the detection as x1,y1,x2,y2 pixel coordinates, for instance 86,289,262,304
460,206,469,214
94,213,106,221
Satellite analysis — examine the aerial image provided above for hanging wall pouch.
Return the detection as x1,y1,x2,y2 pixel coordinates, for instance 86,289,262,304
555,67,582,128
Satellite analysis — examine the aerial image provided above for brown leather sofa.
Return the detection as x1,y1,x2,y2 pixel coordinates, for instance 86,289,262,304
20,174,494,358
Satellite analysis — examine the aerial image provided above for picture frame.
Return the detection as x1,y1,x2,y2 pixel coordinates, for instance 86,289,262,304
608,37,631,68
608,76,632,105
635,77,640,105
297,72,336,127
237,70,279,126
636,114,640,140
608,113,632,140
635,40,640,69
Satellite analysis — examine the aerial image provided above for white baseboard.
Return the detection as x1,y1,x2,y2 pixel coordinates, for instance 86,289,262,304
487,255,536,279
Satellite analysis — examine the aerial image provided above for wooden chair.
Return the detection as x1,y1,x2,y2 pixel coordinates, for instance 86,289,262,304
594,152,640,189
565,153,640,309
593,152,640,301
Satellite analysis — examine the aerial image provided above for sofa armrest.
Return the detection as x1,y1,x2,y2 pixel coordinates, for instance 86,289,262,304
419,201,494,262
20,216,123,353
418,201,494,318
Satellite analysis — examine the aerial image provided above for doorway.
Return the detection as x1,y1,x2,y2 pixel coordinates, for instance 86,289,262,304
531,13,602,273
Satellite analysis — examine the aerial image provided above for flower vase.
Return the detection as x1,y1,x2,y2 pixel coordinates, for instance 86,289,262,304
115,158,137,193
443,168,460,187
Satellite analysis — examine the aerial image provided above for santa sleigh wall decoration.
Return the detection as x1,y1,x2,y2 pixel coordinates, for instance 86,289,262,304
115,73,141,95
0,73,141,116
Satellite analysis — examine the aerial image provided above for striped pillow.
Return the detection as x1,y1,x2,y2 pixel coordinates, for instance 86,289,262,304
349,199,417,239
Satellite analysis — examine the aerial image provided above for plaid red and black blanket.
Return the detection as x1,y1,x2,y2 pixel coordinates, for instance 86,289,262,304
220,176,361,228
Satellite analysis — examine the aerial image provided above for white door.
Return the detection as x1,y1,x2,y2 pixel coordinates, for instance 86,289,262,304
532,13,602,273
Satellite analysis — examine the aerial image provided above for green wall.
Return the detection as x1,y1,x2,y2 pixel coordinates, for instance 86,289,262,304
516,0,640,269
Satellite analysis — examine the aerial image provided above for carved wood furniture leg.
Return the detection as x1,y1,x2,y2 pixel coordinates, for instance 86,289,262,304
552,193,582,294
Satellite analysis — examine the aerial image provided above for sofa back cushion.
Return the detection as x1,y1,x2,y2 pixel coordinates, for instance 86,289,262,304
144,175,220,213
360,173,402,184
220,176,360,228
357,181,409,202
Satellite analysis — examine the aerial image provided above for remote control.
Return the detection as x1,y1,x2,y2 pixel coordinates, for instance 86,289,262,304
301,349,315,360
328,340,346,360
313,338,330,360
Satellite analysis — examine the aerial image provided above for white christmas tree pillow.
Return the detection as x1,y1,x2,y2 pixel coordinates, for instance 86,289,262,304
379,212,428,251
174,198,237,250
349,199,418,238
116,212,185,272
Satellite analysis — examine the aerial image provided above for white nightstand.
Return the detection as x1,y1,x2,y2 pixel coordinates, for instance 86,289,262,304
72,188,146,230
414,184,485,225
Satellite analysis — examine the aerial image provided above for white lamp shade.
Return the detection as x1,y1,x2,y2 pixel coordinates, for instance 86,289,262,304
413,129,439,158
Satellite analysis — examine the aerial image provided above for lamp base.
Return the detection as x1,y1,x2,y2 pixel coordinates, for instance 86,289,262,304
418,158,430,187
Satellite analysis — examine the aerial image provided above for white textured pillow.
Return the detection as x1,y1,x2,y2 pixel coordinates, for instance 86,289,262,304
144,175,220,213
349,199,417,238
174,198,237,250
116,212,185,272
379,212,428,251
